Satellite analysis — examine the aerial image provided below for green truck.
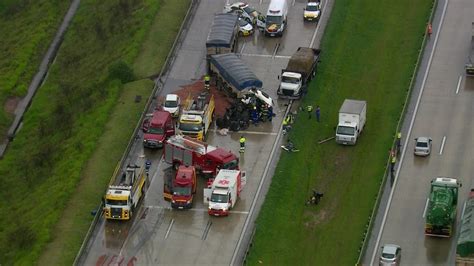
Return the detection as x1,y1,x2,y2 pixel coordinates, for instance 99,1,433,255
425,177,461,237
456,189,474,265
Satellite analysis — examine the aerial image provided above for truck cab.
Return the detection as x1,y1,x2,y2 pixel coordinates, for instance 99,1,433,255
163,94,180,117
178,93,215,141
171,165,197,209
279,72,304,97
336,121,359,145
142,110,175,148
204,149,239,176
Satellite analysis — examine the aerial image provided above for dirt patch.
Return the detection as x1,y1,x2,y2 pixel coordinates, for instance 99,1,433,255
304,200,338,228
4,96,21,114
156,79,232,117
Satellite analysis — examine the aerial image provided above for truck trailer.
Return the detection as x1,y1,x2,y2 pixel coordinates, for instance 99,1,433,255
206,13,239,58
425,177,461,237
209,53,263,98
335,99,367,145
164,135,239,177
204,169,246,216
277,47,321,99
465,22,474,76
456,189,474,265
103,155,148,220
177,92,215,141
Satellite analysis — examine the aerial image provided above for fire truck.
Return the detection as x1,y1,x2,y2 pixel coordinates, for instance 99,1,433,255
164,135,239,177
177,92,215,141
163,165,197,209
204,169,246,216
103,155,148,220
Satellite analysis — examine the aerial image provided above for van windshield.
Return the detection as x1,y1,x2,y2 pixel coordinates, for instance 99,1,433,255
336,126,355,136
211,193,228,203
173,186,192,196
221,159,238,170
148,127,164,134
179,123,202,132
106,199,128,206
266,15,282,25
165,100,178,108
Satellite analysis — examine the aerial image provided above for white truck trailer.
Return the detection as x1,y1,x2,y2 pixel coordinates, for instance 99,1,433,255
335,99,367,145
204,170,246,217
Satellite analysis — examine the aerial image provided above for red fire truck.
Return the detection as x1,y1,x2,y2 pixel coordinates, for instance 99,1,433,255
164,135,239,177
163,165,197,209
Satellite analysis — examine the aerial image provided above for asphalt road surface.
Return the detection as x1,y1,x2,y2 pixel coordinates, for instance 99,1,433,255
367,0,474,264
79,0,332,265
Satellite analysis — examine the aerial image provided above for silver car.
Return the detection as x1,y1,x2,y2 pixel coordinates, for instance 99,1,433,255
380,244,401,266
414,136,432,156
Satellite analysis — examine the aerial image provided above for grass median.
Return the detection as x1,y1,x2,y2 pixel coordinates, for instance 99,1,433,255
247,0,433,264
0,0,190,264
0,0,70,138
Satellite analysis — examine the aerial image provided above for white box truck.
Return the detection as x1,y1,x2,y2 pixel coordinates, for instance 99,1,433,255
204,170,246,217
335,99,367,145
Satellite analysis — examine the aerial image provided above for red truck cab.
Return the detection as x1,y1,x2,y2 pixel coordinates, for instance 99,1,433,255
142,110,175,148
170,165,197,209
202,149,239,177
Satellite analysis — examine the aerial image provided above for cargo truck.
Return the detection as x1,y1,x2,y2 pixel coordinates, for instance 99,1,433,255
206,13,239,58
142,110,175,148
465,22,474,76
425,177,461,237
103,155,148,220
204,169,246,216
456,189,474,265
163,165,197,209
335,99,367,145
277,47,321,99
177,92,215,141
164,135,239,177
209,53,263,98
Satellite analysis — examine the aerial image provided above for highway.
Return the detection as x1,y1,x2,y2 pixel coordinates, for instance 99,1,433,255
367,0,474,264
78,0,331,265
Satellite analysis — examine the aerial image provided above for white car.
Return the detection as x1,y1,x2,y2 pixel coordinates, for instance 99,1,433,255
379,244,401,266
414,136,432,156
303,1,321,22
163,94,180,117
224,2,266,30
238,18,254,36
247,88,273,107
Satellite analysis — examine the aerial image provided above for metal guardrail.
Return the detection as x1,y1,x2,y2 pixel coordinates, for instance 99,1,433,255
355,0,439,264
72,0,200,264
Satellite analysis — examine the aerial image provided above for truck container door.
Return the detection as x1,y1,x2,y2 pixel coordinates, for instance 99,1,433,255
164,144,173,163
203,188,212,204
173,146,183,162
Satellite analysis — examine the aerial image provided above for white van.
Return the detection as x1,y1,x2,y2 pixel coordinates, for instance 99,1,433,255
265,0,288,37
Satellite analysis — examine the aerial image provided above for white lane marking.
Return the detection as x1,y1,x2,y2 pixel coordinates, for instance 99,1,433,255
240,42,246,55
231,102,293,265
272,43,280,59
309,0,327,48
456,75,462,94
422,198,429,218
165,219,174,239
462,201,467,219
209,129,277,135
145,206,249,214
370,0,449,265
439,136,446,155
292,0,296,6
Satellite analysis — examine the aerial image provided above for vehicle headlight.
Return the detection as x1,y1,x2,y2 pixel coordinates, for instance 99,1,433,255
172,200,176,203
187,200,192,204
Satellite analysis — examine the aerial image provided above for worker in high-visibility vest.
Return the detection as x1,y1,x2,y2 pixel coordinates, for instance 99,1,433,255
396,132,402,153
390,152,397,172
204,74,211,91
239,135,246,153
306,105,314,119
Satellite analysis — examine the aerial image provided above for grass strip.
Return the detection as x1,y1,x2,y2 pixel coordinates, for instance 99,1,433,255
0,0,70,138
247,0,433,264
0,0,188,264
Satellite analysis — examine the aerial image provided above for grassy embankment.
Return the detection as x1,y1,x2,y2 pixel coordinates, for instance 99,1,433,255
247,0,433,265
0,0,70,138
0,0,190,264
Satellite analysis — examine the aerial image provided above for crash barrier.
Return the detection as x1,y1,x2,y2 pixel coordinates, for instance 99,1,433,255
242,225,258,265
72,1,200,264
0,0,82,158
355,0,439,264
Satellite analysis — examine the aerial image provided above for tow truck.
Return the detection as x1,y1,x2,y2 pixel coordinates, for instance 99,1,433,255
177,93,215,141
103,155,148,220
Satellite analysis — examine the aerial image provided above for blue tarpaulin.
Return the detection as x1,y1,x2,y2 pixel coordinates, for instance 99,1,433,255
206,13,238,48
210,54,263,91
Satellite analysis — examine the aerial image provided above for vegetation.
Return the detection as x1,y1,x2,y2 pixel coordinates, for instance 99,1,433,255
247,0,433,264
0,0,190,264
0,0,70,138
